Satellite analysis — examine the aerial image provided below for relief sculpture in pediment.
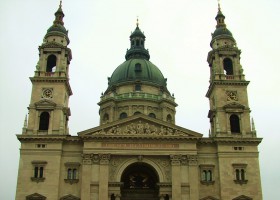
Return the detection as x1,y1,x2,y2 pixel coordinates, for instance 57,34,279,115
93,121,187,137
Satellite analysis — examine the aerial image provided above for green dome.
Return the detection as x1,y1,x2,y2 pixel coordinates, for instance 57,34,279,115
108,58,167,88
212,27,233,38
47,24,68,35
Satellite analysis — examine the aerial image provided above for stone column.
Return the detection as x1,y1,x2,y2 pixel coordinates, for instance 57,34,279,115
170,155,181,200
81,154,93,200
99,154,110,200
188,155,198,200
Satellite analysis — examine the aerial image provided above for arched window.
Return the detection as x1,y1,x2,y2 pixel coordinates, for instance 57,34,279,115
148,113,156,118
166,114,172,123
241,169,245,181
136,40,139,46
39,112,50,131
134,111,141,115
103,113,109,123
67,168,72,179
135,84,141,91
46,55,57,72
39,167,44,178
223,58,233,75
110,194,116,200
135,63,142,72
120,112,127,119
34,166,39,178
207,170,212,181
230,114,240,133
73,169,77,179
236,169,240,180
164,194,169,200
202,170,207,181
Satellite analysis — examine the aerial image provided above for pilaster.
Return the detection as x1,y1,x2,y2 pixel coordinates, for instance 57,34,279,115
188,155,198,200
81,154,93,200
99,154,110,200
170,155,181,200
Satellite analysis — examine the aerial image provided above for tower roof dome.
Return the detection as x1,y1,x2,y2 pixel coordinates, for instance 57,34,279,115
44,1,70,44
210,4,235,46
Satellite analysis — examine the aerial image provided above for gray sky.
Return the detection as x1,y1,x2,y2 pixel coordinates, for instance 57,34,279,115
0,0,279,199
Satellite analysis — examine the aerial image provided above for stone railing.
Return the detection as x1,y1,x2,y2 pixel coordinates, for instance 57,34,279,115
100,92,175,102
34,71,68,78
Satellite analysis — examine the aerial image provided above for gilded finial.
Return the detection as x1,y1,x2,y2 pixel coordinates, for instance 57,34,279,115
218,0,221,11
136,16,139,27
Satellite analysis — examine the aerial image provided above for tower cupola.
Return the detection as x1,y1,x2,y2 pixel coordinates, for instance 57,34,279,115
125,19,150,60
44,1,70,45
210,3,235,48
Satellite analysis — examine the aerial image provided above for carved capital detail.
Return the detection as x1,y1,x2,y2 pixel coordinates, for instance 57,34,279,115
99,154,111,165
187,155,198,166
170,154,181,166
82,153,93,165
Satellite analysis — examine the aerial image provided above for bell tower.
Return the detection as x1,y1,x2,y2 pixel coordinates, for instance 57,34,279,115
23,1,72,135
206,4,256,138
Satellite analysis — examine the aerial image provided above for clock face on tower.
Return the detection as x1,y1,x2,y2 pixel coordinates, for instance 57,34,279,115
226,90,238,101
42,88,53,99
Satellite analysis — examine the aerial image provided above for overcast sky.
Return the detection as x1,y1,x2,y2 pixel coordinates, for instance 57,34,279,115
0,0,279,199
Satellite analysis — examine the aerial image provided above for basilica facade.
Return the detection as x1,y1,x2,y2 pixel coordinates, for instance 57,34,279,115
15,2,262,200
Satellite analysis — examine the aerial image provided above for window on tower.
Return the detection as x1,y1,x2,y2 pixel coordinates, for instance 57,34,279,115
46,54,57,72
166,114,172,123
148,113,156,118
135,84,141,91
223,58,233,75
31,161,47,182
230,114,240,133
64,162,80,184
39,112,50,131
103,113,109,124
200,165,215,185
233,164,248,184
120,112,128,119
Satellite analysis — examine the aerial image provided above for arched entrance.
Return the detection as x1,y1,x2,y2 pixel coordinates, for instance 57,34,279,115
120,162,159,200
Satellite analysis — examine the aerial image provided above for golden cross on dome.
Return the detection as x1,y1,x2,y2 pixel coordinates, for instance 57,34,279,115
136,16,139,27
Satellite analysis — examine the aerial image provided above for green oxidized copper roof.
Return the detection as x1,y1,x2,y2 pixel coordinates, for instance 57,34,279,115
212,27,233,38
108,58,167,87
211,6,235,42
44,2,70,44
106,24,168,93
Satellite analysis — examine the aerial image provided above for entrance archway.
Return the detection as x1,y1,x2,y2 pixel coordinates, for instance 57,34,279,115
121,162,159,200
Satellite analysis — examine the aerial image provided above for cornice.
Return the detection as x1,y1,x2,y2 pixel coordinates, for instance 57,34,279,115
206,80,250,97
198,137,262,145
80,135,200,141
17,135,81,142
30,76,72,96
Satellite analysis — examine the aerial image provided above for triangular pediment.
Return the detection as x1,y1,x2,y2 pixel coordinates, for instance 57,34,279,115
223,102,245,109
26,193,46,200
79,114,202,138
34,99,56,109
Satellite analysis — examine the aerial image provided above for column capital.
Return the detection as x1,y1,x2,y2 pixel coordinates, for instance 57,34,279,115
170,154,181,165
81,153,93,165
99,154,111,165
187,155,198,166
